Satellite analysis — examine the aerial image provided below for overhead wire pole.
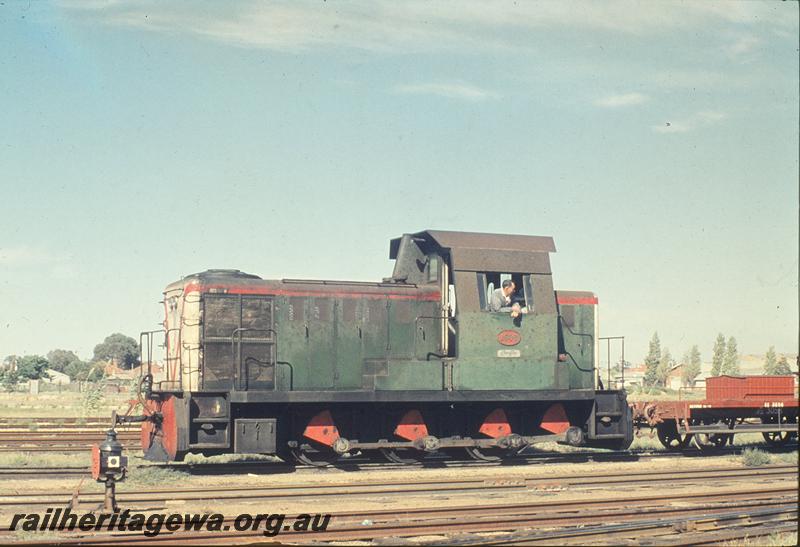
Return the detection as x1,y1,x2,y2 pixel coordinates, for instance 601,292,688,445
598,336,625,389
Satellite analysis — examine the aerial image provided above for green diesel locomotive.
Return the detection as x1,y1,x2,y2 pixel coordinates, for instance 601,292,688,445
138,230,632,464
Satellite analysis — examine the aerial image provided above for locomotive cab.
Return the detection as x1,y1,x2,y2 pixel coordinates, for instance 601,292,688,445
389,230,565,391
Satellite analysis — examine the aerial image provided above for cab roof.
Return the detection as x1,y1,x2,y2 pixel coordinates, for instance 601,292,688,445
390,230,555,274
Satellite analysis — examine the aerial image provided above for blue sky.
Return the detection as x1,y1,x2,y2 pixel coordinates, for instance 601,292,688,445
1,1,797,366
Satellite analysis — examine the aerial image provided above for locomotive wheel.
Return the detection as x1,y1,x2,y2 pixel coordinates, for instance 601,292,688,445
438,448,478,461
761,415,798,446
291,446,339,468
464,447,504,462
656,423,692,450
380,448,424,464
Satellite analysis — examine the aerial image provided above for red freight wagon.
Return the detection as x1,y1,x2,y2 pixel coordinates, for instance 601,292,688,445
705,375,796,402
631,375,798,450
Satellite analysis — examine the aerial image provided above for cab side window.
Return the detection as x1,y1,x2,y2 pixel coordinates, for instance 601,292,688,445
477,272,534,312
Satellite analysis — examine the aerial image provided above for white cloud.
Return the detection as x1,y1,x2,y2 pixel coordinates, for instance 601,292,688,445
393,82,499,101
0,245,76,276
650,69,729,90
723,34,762,63
0,246,78,280
0,246,61,266
594,92,649,108
727,35,759,56
652,111,727,134
59,1,799,53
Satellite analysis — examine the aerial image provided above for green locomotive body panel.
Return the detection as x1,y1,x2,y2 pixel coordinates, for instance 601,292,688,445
454,311,560,390
159,231,598,397
272,293,442,392
557,293,598,390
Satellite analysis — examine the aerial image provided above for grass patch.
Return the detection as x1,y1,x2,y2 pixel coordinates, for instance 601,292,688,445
0,451,90,468
183,452,281,465
125,465,189,486
731,432,767,447
741,447,771,467
0,391,131,418
626,385,705,402
723,531,797,546
629,434,665,451
771,451,798,465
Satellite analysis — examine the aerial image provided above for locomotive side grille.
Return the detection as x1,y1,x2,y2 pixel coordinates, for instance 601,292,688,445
242,298,273,336
202,294,275,391
203,297,239,338
203,343,235,389
342,299,357,322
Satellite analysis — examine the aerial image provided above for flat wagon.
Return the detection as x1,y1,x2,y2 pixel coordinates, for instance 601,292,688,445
632,375,798,450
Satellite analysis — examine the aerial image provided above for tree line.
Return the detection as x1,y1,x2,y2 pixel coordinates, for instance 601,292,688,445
0,333,139,387
642,331,793,388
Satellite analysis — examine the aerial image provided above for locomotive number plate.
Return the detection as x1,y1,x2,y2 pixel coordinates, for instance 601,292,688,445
497,349,521,358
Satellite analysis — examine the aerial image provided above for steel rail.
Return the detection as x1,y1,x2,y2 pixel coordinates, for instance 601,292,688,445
3,489,796,545
0,466,795,508
458,505,798,546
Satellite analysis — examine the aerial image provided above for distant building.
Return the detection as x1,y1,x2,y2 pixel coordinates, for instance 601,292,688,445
42,369,71,385
666,364,685,390
621,364,647,387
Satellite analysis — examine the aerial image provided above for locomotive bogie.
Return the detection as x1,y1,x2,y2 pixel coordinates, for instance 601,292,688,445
142,394,627,462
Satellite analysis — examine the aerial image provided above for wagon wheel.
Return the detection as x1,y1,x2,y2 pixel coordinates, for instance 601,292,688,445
691,420,733,451
291,445,339,468
692,433,731,451
380,448,424,465
464,447,504,462
761,415,798,447
656,423,693,450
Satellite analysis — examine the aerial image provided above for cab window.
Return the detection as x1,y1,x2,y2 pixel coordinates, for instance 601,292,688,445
427,255,439,283
477,272,534,312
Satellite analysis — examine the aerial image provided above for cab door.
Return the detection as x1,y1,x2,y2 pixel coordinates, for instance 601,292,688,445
452,272,559,390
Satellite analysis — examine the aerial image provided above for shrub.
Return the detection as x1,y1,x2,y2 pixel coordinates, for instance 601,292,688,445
741,447,771,467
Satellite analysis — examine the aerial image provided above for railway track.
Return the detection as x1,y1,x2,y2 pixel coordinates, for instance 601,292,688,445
1,430,794,454
1,417,795,458
0,418,120,427
0,431,142,453
0,421,141,452
0,448,760,478
1,464,795,508
3,485,796,545
0,449,680,478
1,442,797,477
